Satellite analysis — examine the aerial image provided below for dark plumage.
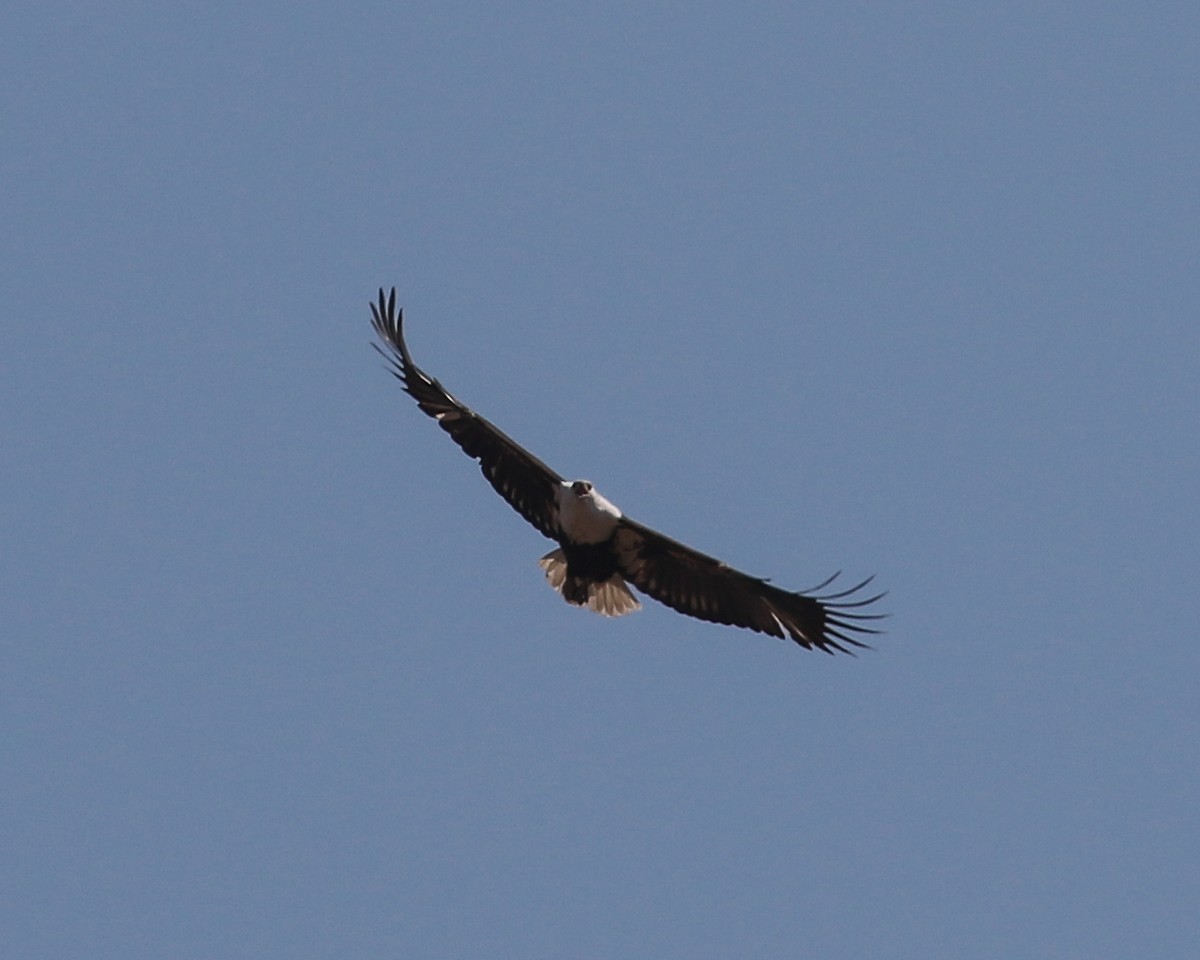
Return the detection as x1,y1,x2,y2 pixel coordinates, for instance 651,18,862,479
371,288,885,653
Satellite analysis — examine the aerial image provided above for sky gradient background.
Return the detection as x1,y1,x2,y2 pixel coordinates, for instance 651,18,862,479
4,2,1198,957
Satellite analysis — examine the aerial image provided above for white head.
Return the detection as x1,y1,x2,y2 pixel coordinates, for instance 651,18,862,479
557,479,622,542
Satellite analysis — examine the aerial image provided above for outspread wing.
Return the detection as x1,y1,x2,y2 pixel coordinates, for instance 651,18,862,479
371,288,565,540
613,518,885,654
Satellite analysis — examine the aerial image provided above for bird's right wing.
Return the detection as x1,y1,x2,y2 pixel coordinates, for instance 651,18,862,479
371,288,565,540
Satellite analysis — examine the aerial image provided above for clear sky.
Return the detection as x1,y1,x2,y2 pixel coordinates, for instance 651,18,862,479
4,2,1198,957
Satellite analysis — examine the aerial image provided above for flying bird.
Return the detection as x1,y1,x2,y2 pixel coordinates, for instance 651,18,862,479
370,288,884,653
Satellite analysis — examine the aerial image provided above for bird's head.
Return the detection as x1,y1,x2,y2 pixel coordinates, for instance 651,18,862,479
570,480,594,496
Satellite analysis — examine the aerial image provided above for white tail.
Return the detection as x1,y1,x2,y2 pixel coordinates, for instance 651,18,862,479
538,549,642,618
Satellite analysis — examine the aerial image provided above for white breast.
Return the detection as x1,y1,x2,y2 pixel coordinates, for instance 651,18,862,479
556,482,623,543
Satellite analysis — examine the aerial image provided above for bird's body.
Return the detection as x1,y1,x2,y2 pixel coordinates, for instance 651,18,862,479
543,480,640,613
370,288,884,653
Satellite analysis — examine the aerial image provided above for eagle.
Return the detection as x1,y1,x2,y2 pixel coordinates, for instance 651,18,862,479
370,288,884,653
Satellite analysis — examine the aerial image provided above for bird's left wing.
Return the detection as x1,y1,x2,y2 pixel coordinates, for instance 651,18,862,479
613,518,885,654
371,288,565,540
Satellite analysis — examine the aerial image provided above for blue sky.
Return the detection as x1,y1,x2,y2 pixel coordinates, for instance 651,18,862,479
4,2,1198,957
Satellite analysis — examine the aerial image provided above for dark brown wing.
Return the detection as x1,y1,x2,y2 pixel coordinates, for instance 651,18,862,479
371,288,564,540
613,518,885,654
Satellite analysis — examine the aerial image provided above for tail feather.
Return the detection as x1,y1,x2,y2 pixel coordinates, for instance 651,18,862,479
538,549,642,618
